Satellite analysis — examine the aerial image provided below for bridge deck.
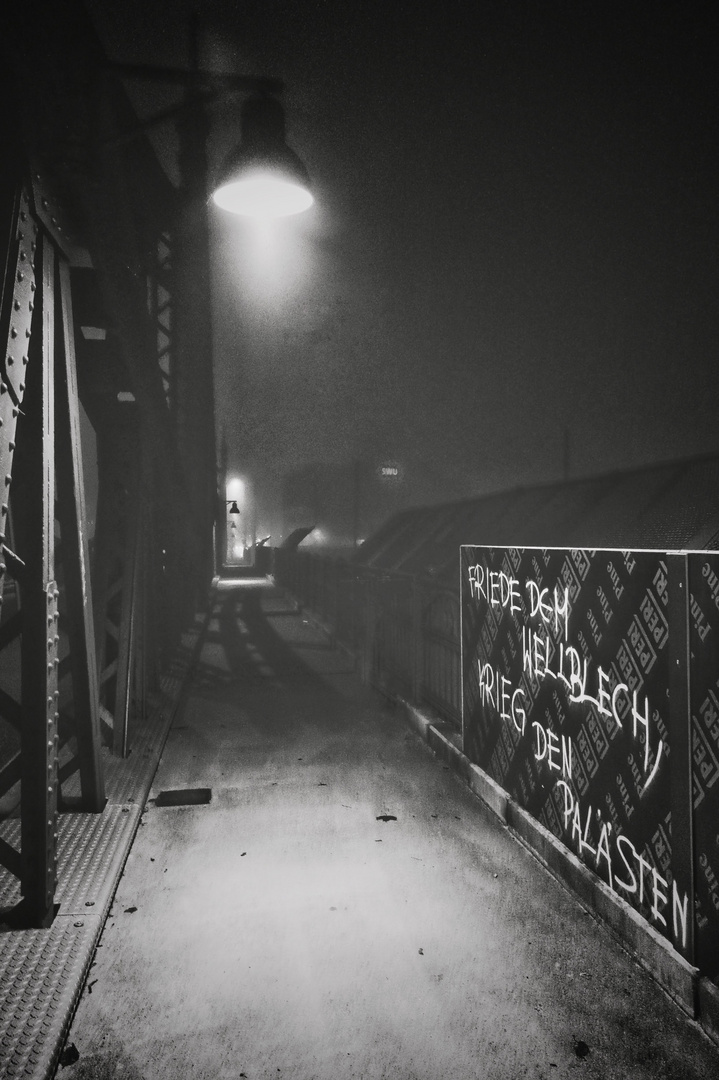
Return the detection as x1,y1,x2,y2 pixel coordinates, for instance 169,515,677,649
7,579,719,1079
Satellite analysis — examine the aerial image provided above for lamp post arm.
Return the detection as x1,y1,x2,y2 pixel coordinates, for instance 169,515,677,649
102,64,285,149
100,91,220,148
108,62,283,95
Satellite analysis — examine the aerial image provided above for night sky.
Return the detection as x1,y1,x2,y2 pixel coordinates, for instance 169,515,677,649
87,1,718,533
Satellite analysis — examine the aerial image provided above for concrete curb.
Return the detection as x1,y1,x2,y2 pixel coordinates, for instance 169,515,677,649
403,702,509,824
506,800,699,1017
398,697,719,1048
700,977,719,1046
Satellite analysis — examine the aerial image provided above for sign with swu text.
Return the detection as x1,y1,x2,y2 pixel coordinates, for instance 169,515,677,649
461,545,691,955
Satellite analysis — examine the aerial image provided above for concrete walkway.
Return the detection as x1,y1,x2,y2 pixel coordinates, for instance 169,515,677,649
57,580,718,1080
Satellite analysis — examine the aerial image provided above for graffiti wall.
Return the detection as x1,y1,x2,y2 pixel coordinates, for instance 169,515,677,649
461,545,719,976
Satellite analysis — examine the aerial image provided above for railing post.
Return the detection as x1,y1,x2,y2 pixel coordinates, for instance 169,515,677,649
331,558,339,647
362,571,375,685
411,575,422,703
667,552,695,966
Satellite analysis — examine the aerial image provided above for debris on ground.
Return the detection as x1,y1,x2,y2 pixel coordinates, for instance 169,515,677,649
124,906,137,914
376,814,397,821
574,1040,590,1059
59,1043,80,1068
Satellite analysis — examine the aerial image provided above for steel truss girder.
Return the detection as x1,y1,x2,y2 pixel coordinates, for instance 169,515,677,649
92,426,154,759
0,188,106,927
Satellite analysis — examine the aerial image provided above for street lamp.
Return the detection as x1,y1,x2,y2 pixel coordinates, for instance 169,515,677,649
212,94,313,217
110,45,313,592
109,65,313,218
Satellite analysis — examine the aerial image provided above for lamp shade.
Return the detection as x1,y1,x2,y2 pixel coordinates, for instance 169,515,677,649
212,95,313,217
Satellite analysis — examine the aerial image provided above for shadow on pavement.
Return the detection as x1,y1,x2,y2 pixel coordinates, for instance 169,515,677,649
189,585,344,706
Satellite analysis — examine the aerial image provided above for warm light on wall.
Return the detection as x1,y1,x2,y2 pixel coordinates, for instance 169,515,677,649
226,477,245,503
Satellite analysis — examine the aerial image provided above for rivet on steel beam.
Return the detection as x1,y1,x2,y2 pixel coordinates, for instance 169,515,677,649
20,210,27,221
54,635,59,645
47,663,53,673
19,250,26,261
29,302,34,311
7,356,14,365
4,476,11,486
13,300,20,310
47,696,53,705
42,198,48,208
8,441,14,451
16,271,23,282
10,327,17,338
18,383,24,392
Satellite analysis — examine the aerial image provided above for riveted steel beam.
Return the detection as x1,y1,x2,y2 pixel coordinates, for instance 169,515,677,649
19,233,58,928
55,257,105,809
0,188,37,617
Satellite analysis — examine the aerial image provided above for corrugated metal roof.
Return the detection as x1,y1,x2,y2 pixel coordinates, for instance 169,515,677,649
356,455,719,582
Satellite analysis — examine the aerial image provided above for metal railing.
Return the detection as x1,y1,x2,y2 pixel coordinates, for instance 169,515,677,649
273,549,461,728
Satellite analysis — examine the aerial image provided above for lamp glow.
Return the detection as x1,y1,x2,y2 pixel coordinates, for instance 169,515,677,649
213,172,313,218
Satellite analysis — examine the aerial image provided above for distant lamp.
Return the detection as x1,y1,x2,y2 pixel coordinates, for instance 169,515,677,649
212,95,313,217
